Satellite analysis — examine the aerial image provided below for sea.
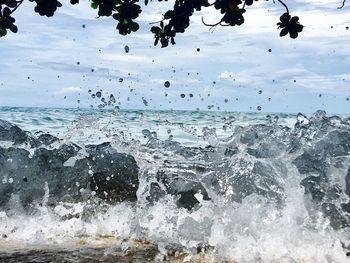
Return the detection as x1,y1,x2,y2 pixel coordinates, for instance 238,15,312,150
0,106,349,262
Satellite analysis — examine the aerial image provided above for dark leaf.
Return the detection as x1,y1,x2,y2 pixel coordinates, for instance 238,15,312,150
0,27,7,37
129,21,139,32
294,23,304,32
5,0,17,8
280,13,290,24
150,26,160,34
154,36,159,46
91,2,98,9
3,7,11,17
289,30,298,39
290,16,299,24
280,27,288,37
164,10,173,19
8,23,17,33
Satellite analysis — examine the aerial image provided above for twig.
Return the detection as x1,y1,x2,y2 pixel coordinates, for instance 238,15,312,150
202,16,221,27
337,0,346,9
10,0,24,15
277,0,289,13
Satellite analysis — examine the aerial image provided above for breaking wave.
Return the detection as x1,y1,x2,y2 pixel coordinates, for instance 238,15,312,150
0,108,349,262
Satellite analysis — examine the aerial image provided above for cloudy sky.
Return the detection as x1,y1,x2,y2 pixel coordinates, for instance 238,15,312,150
0,0,349,113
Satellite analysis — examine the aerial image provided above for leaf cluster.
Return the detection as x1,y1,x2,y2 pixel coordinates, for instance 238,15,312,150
29,0,63,17
91,0,141,35
0,5,17,37
277,12,303,39
0,0,310,46
151,0,210,47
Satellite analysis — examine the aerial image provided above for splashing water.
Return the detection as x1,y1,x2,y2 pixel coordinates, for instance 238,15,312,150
0,107,349,262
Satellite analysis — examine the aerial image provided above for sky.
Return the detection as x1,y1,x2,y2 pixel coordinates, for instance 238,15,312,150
0,0,349,114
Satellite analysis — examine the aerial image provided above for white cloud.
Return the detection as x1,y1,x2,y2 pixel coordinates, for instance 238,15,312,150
0,0,349,113
218,71,235,79
53,86,82,96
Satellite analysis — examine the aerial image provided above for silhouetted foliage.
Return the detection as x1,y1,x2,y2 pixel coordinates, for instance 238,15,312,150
0,0,347,47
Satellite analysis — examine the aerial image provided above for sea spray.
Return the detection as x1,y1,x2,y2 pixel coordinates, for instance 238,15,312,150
0,107,349,262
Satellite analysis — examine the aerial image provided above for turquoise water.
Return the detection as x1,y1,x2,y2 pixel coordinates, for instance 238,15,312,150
0,106,295,145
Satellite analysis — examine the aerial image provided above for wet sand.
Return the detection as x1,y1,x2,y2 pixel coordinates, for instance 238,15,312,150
0,247,157,263
0,237,159,263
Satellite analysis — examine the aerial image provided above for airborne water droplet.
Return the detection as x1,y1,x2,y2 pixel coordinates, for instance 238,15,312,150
142,97,148,106
124,45,130,53
164,81,170,88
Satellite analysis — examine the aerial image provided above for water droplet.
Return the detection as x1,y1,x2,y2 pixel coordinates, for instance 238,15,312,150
258,90,262,94
224,99,228,103
164,81,170,88
142,97,148,106
96,91,102,98
268,49,272,52
119,78,123,83
196,48,200,52
257,106,262,111
124,45,130,53
180,94,185,98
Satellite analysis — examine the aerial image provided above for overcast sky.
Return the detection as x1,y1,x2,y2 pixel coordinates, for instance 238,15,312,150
0,0,349,113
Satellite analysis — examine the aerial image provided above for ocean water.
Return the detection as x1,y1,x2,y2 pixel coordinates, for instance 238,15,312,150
0,107,349,262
